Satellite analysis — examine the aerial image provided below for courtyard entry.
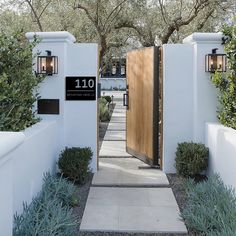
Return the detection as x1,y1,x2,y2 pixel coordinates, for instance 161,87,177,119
126,47,163,167
81,47,186,233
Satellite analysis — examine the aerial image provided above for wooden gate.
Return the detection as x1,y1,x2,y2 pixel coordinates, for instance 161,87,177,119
125,47,163,167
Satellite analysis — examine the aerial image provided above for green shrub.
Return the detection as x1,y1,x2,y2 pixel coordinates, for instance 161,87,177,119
0,31,44,131
99,103,111,121
182,174,236,235
58,147,93,184
211,21,236,129
102,95,112,104
42,173,79,207
99,97,108,106
13,173,78,236
99,98,111,122
175,142,209,177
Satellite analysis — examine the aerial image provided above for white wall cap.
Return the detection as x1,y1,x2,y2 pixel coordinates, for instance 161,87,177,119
206,122,236,133
23,120,57,139
25,31,76,43
0,132,25,161
183,32,223,44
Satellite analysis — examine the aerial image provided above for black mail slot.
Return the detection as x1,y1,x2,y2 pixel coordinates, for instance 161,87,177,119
38,99,60,115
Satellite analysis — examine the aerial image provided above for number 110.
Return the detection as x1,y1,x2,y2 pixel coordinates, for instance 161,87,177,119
75,79,94,89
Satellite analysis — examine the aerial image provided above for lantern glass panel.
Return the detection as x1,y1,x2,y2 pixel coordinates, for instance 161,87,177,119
205,54,227,72
41,57,47,73
37,56,58,75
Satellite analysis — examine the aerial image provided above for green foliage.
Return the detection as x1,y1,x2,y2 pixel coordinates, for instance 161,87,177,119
99,97,111,122
100,97,108,106
0,31,44,131
211,21,236,129
42,173,79,207
182,174,236,235
102,95,112,104
58,147,93,184
175,142,209,177
13,173,78,236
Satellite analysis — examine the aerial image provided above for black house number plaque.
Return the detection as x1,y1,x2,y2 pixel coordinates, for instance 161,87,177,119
66,76,96,101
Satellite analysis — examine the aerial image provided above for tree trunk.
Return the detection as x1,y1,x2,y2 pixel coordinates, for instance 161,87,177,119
99,36,107,69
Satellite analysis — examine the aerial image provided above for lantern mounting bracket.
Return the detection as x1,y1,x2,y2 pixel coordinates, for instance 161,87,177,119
212,48,218,54
45,50,52,56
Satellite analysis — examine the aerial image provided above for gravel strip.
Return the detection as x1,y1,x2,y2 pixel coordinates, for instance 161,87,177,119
167,174,193,236
74,173,93,233
167,174,187,213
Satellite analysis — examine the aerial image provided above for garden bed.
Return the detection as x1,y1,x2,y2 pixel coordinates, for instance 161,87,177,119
168,173,236,236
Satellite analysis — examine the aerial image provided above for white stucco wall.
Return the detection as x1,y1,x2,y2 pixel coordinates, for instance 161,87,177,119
183,33,221,142
26,32,98,172
206,123,236,190
162,44,194,173
0,133,24,236
65,44,98,171
13,121,60,214
0,121,59,236
163,33,223,173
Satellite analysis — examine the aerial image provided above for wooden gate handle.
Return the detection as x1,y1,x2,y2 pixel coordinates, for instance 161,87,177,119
123,93,129,108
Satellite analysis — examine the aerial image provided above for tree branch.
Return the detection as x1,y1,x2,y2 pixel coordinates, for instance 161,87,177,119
25,0,43,31
196,8,215,30
160,0,212,43
38,0,52,19
103,0,128,30
74,3,97,28
158,0,168,25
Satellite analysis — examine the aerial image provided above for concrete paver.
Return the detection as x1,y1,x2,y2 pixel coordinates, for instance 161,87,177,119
114,105,126,110
110,112,126,118
80,187,187,233
110,117,126,123
119,205,186,233
93,158,169,186
81,205,119,231
113,108,126,113
107,122,126,130
99,141,131,157
104,131,126,141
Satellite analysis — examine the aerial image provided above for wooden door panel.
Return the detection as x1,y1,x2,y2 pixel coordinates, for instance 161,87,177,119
126,47,159,166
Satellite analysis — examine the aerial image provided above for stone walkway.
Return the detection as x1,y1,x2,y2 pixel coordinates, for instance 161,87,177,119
80,91,187,234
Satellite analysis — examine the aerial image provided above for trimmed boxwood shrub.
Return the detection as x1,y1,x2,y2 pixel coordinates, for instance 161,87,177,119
58,147,93,184
182,174,236,235
175,142,209,177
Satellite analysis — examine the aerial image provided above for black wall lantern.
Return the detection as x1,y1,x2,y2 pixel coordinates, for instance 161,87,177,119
37,50,58,76
205,48,227,73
